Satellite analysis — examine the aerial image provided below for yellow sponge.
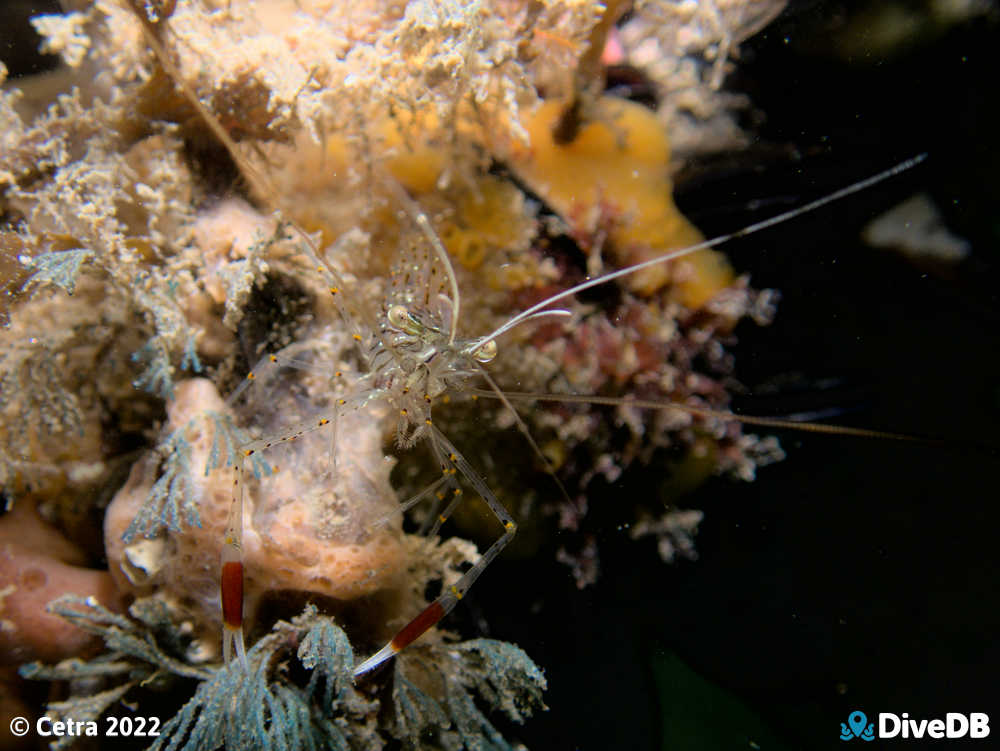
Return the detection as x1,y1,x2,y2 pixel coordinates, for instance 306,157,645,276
507,97,734,308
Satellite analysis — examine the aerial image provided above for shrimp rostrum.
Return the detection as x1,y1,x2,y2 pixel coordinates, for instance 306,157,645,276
219,157,925,676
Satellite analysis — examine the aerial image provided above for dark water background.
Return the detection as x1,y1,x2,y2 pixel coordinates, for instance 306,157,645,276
474,3,1000,749
4,1,998,749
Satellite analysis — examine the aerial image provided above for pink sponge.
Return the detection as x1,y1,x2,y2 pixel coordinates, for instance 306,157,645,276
0,501,122,665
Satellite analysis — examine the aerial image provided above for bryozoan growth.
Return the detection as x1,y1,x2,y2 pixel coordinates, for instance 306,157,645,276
20,599,547,750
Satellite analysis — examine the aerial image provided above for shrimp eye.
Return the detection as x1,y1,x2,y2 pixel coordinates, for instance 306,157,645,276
387,305,411,330
473,338,498,363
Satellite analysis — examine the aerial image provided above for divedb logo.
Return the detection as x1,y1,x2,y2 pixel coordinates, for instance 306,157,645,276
840,710,990,741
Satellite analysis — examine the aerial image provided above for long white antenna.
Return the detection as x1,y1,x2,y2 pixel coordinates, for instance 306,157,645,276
472,154,928,349
385,180,463,345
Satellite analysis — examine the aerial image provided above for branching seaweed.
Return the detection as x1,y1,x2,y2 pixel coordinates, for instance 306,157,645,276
152,614,358,751
132,335,180,401
22,248,95,295
297,618,354,710
131,281,205,400
21,596,547,751
444,678,513,751
393,669,452,744
21,600,368,751
392,640,548,751
122,425,200,543
19,600,354,749
19,596,210,751
20,596,209,683
123,407,271,545
448,639,548,724
0,339,85,441
205,411,271,479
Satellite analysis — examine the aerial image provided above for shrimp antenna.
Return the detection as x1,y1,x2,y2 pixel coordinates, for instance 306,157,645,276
468,390,941,444
384,180,463,345
474,365,579,508
472,154,928,349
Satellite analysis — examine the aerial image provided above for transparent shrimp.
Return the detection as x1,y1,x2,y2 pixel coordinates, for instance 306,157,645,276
353,156,931,676
216,154,926,678
117,0,929,679
218,193,521,673
121,0,526,671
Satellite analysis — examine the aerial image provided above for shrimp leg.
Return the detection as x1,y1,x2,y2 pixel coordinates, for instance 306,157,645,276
354,425,516,677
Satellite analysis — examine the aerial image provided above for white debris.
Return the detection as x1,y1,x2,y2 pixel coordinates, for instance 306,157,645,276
863,193,970,263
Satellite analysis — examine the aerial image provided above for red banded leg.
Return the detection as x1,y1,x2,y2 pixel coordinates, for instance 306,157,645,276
219,394,363,669
221,538,249,670
354,426,517,677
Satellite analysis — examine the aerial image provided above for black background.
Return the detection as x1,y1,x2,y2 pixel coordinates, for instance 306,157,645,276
477,2,1000,749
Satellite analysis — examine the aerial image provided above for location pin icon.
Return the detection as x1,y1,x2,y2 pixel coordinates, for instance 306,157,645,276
848,711,868,738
